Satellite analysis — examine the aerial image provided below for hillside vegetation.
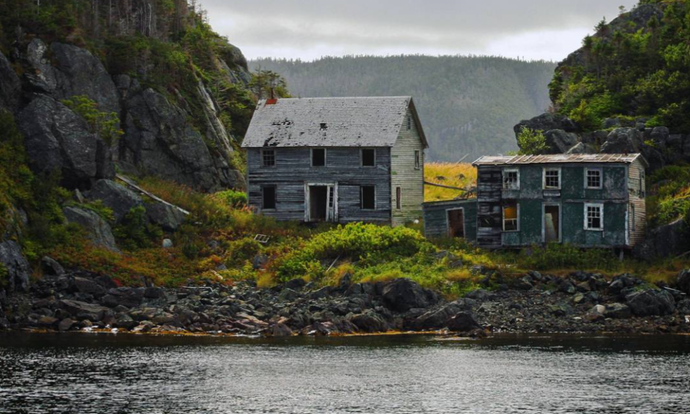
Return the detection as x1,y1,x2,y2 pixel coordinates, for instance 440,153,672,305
424,163,476,202
550,0,690,132
251,55,555,162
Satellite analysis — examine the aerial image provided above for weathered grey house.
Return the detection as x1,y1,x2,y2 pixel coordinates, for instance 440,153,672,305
472,153,648,249
241,97,428,226
423,153,647,251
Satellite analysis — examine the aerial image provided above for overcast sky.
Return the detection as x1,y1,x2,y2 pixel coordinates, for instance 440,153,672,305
199,0,639,62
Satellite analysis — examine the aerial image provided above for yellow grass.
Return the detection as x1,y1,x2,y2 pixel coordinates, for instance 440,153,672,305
424,163,477,202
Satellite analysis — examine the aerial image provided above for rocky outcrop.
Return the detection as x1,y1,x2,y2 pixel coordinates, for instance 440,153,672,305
0,51,21,112
86,179,143,224
625,289,676,317
145,203,186,232
381,278,440,312
63,207,120,253
120,88,240,192
17,95,114,189
0,241,30,292
633,219,690,260
678,270,690,295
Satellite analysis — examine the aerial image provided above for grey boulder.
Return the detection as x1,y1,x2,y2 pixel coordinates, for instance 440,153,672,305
0,240,31,292
18,95,114,189
86,179,143,224
146,202,186,231
0,51,21,112
382,278,439,312
625,289,675,317
63,206,120,253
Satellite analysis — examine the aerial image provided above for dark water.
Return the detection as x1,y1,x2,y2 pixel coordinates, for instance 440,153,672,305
1,333,690,414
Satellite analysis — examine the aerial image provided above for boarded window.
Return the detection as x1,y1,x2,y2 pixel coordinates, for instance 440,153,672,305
361,186,376,210
503,202,518,231
312,148,326,167
585,203,603,230
361,149,376,167
262,150,275,167
503,169,519,190
586,168,602,189
414,150,421,170
262,186,276,210
396,187,402,210
544,168,560,189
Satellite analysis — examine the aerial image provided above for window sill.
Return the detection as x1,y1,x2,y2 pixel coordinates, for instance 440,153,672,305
585,187,603,190
584,228,604,232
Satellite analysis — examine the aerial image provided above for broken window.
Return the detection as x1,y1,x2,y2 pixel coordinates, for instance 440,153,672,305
311,148,326,167
544,168,561,189
586,168,602,189
414,150,421,170
503,169,519,190
585,203,603,230
361,186,376,210
503,202,518,232
262,150,275,167
262,186,276,210
396,187,402,210
361,149,376,167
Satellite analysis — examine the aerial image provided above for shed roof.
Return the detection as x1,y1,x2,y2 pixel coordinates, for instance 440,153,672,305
241,97,428,148
473,153,648,167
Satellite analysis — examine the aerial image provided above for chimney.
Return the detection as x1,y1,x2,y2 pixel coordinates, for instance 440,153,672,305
265,87,278,105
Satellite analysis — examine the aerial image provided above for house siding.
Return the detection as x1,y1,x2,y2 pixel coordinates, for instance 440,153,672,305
477,162,640,249
423,200,477,240
391,110,425,227
628,159,647,246
246,147,392,223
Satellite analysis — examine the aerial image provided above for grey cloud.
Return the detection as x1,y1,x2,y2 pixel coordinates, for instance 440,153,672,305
198,0,639,60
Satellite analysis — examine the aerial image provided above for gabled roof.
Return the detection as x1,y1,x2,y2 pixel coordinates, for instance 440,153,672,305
241,97,428,148
473,153,648,167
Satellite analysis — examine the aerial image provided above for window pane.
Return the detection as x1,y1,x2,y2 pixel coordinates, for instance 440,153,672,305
262,150,275,167
362,149,376,166
396,187,402,210
587,170,601,188
361,186,375,210
586,205,602,229
503,202,518,231
414,150,421,169
503,171,519,189
263,186,276,209
545,169,560,188
312,149,326,167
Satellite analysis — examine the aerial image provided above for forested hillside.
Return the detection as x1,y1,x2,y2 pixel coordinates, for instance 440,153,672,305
251,56,556,162
550,0,690,132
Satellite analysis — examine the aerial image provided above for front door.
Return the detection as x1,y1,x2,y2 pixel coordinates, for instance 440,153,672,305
307,184,337,222
447,208,465,238
544,205,560,243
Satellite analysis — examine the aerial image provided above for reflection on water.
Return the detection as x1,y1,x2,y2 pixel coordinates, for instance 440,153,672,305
1,333,689,414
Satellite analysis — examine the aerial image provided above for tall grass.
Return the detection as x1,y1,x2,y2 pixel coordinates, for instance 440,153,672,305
424,163,477,202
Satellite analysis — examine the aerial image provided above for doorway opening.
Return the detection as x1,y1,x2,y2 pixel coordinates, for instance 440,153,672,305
544,205,560,243
308,184,336,222
447,208,465,238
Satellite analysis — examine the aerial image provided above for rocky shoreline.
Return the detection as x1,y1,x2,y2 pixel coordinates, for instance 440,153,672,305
2,261,690,338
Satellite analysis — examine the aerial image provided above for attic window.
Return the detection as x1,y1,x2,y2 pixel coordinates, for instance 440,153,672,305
320,123,328,130
407,116,412,130
311,148,326,167
361,186,376,210
361,149,376,167
262,150,275,167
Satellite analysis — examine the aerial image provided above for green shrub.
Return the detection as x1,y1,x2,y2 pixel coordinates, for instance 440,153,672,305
275,223,431,281
114,206,163,250
519,243,620,271
61,95,123,146
516,127,548,155
66,200,115,223
216,189,248,208
225,236,263,267
0,262,8,288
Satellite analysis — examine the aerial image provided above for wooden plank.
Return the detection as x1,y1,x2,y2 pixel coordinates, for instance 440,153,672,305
116,174,190,216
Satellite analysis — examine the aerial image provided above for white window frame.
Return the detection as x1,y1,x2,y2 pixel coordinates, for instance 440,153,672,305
585,167,603,189
543,167,561,190
414,150,421,170
584,203,604,231
360,185,377,210
502,202,520,232
310,148,327,167
360,148,376,167
503,168,520,190
261,149,276,167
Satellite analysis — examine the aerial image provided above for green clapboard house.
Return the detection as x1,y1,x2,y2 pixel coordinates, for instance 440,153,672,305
472,153,648,250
